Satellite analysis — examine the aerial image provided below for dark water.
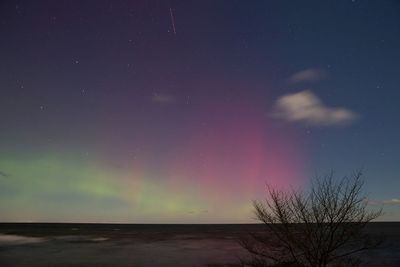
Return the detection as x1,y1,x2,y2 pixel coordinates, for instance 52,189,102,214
0,222,399,266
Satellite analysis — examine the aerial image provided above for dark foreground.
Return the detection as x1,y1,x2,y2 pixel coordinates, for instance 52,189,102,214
0,223,399,267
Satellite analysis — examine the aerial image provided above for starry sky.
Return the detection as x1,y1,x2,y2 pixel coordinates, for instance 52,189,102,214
0,0,399,223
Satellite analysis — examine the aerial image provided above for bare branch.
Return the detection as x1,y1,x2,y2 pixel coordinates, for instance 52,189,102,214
241,171,382,267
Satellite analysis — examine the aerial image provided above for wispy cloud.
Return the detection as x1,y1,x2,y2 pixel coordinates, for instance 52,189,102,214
271,90,358,126
151,93,176,105
383,199,400,205
367,198,400,206
288,68,327,84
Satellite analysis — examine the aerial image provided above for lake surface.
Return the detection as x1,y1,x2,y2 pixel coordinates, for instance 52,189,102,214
0,223,399,266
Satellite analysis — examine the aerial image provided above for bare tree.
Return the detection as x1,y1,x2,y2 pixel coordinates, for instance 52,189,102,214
241,171,382,267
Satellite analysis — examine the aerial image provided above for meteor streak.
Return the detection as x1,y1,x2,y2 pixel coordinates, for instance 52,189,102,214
170,7,176,35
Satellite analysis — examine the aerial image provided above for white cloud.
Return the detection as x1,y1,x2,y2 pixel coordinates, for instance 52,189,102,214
271,90,358,126
367,198,400,206
151,93,176,104
383,198,400,205
288,68,327,83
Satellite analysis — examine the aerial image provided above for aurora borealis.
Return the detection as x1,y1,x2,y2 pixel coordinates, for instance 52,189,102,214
0,96,304,223
1,1,400,222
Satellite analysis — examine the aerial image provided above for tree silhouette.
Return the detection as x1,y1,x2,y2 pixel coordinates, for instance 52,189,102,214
241,171,382,267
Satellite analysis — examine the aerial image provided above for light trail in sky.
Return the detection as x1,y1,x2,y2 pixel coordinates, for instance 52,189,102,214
169,7,176,35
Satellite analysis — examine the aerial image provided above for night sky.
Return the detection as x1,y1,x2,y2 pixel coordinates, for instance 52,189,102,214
1,1,399,223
